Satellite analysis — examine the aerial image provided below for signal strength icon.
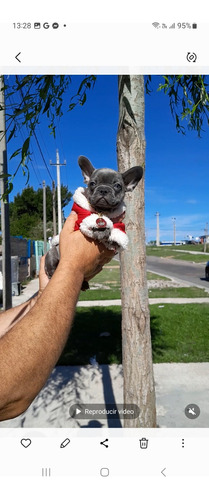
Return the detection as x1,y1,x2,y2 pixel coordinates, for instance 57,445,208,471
152,22,160,29
169,22,175,29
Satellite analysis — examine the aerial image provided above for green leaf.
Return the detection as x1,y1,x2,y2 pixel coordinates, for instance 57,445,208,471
10,148,21,160
80,93,87,106
69,103,76,111
43,96,51,113
7,125,17,142
21,137,30,165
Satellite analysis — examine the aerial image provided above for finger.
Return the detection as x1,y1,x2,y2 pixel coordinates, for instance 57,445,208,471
62,211,78,234
39,255,46,272
85,265,103,280
39,255,49,293
97,244,116,259
99,252,115,264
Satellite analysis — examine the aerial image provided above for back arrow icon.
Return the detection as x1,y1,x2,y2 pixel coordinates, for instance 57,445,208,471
161,468,166,477
15,52,21,63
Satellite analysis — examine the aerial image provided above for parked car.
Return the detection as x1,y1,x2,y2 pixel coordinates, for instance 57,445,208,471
205,261,209,280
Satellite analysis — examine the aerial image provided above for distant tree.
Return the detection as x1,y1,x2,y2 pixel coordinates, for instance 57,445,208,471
9,184,72,239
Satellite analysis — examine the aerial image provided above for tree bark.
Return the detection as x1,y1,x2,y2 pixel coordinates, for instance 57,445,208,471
117,75,156,427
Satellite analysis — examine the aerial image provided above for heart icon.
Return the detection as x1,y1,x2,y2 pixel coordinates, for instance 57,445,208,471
20,438,32,448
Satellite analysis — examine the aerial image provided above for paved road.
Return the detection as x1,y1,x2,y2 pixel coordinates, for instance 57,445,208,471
146,255,209,290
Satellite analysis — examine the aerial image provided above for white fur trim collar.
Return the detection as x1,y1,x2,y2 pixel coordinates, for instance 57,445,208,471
73,187,126,219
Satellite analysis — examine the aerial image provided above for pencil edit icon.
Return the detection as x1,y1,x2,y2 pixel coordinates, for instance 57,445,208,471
60,438,70,448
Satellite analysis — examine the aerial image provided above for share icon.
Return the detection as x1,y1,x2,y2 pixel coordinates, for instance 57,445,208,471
100,439,109,448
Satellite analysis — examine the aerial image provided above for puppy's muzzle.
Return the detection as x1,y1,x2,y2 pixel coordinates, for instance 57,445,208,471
91,186,115,208
97,187,111,196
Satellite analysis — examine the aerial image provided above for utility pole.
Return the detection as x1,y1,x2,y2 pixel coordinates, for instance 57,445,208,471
172,217,176,245
50,149,66,234
155,212,160,246
52,180,56,236
0,76,12,310
204,222,208,253
43,180,47,254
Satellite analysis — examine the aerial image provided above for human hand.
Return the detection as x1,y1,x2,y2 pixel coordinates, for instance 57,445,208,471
59,211,114,279
38,256,50,295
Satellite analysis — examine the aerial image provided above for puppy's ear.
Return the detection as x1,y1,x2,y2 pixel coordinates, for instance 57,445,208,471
122,166,143,192
78,156,95,184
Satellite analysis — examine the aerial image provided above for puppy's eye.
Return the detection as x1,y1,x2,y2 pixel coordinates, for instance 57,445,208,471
89,181,96,188
114,183,122,191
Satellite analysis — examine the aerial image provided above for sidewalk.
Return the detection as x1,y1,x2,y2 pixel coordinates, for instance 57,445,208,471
12,279,40,307
0,362,208,428
12,278,209,307
173,249,209,256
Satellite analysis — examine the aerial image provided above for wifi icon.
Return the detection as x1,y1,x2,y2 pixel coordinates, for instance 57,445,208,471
152,22,160,28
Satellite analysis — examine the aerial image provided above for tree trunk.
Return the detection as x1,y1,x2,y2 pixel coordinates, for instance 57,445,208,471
117,75,156,427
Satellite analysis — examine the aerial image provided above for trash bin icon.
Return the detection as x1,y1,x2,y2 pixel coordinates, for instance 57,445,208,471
139,438,148,449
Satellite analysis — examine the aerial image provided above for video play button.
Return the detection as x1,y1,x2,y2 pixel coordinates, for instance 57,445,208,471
69,403,140,419
69,404,84,418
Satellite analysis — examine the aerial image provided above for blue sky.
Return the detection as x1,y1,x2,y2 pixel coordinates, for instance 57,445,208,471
5,74,209,243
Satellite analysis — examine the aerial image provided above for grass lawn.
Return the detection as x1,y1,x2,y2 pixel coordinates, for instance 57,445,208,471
78,262,209,301
150,303,209,363
79,289,121,301
79,261,121,300
147,244,207,253
147,272,170,281
58,303,209,366
59,306,122,365
148,287,209,298
146,245,208,263
79,285,209,301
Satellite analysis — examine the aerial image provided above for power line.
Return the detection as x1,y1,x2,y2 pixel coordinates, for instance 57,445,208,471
36,122,51,159
32,129,53,182
55,115,69,187
56,116,65,160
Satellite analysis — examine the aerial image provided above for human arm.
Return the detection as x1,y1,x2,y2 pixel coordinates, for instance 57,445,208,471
0,296,39,339
0,212,114,421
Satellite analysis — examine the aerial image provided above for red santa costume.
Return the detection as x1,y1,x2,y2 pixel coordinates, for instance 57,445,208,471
71,187,129,251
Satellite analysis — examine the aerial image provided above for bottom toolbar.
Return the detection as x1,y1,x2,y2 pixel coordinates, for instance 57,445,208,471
0,428,209,478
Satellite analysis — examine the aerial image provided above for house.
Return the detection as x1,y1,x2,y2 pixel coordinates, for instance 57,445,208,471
199,235,209,244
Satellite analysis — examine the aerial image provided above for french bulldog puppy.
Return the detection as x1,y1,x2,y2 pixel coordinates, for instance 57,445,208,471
45,156,143,283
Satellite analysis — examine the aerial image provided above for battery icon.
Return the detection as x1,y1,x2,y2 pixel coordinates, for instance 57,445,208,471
192,23,197,29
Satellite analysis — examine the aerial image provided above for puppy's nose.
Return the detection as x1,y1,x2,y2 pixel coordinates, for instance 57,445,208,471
99,187,109,196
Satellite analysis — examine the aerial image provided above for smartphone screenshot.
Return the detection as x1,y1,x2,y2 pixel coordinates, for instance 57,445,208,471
0,1,208,496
